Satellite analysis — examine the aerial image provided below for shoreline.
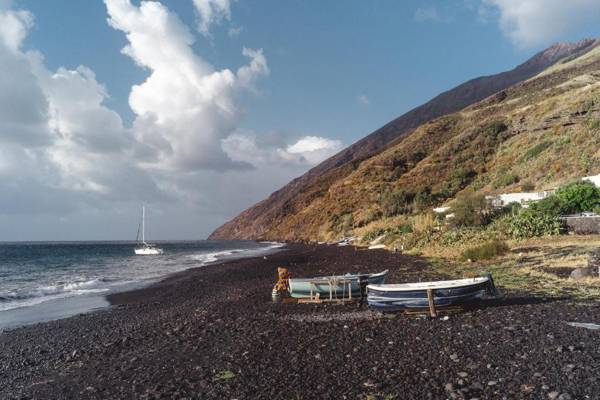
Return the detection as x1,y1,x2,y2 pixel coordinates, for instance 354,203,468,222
2,243,599,399
0,242,285,332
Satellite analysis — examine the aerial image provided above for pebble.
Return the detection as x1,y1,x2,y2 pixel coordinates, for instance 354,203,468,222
1,244,599,399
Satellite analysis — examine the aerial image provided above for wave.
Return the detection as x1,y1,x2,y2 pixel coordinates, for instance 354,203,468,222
0,279,110,311
187,249,242,264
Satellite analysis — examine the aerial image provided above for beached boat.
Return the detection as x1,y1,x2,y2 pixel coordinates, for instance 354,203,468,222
367,274,496,312
288,270,388,299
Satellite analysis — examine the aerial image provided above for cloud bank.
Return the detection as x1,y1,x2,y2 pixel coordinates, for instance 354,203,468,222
0,0,342,239
482,0,600,48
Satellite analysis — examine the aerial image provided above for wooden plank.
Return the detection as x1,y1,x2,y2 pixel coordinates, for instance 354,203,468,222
427,289,437,318
403,305,463,316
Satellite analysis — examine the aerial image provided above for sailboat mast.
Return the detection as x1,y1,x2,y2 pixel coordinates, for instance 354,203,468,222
142,205,145,244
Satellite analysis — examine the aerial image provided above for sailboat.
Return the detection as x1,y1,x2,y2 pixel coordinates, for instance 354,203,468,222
134,205,164,255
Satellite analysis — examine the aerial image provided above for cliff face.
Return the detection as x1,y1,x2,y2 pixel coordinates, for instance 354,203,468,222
210,39,600,240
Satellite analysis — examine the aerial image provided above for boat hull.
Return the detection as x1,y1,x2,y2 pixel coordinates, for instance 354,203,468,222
134,247,164,255
288,270,388,299
367,277,492,312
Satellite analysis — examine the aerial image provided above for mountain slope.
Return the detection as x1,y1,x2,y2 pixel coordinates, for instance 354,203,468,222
210,39,600,240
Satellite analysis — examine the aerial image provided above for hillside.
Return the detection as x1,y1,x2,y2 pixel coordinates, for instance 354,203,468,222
210,39,600,241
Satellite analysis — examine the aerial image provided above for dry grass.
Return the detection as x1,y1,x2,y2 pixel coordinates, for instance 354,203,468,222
428,235,600,299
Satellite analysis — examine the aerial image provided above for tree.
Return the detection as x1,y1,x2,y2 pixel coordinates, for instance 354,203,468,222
554,181,600,214
450,190,490,227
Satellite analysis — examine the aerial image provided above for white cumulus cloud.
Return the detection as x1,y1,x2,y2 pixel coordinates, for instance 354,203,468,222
192,0,231,36
0,0,345,239
105,0,269,172
482,0,600,48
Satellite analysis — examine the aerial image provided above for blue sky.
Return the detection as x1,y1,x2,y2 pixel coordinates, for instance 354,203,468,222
1,0,599,240
18,0,559,144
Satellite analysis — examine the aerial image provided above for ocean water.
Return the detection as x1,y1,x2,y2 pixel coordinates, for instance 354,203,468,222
0,240,283,330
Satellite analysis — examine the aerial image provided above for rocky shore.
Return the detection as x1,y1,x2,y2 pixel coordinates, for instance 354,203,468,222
1,244,599,399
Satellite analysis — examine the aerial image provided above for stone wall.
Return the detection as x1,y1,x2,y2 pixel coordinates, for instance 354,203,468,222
562,216,600,234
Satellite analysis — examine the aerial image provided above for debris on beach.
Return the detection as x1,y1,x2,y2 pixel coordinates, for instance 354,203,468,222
566,322,600,330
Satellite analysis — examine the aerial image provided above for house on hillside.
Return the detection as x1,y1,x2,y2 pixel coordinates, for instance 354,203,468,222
486,190,556,208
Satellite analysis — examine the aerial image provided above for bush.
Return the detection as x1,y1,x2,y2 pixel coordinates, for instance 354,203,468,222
520,181,535,192
521,141,552,161
461,240,509,261
363,228,386,242
493,172,519,189
379,189,414,217
450,190,491,227
507,208,564,238
555,181,600,214
485,120,508,136
529,195,564,216
398,224,413,234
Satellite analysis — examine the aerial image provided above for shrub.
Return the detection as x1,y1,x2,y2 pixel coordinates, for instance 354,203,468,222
450,190,491,227
379,189,414,217
342,214,354,234
555,181,600,214
507,209,564,238
485,120,508,136
493,172,519,189
363,228,386,242
398,224,413,234
461,240,509,261
529,195,564,216
520,181,535,192
447,168,477,193
521,141,552,162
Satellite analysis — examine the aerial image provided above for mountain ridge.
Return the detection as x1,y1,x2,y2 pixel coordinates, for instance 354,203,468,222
210,38,600,240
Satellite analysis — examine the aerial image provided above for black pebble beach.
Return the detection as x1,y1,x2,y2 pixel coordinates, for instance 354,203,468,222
1,244,599,399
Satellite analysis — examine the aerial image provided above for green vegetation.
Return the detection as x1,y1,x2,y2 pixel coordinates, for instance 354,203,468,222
215,370,235,380
363,224,413,242
588,118,600,131
450,190,490,227
520,181,535,191
504,181,600,238
461,239,509,261
507,209,564,238
520,141,552,162
493,172,519,189
379,189,414,217
555,181,600,214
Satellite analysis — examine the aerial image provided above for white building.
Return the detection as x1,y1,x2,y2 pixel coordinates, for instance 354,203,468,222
486,190,555,208
582,173,600,187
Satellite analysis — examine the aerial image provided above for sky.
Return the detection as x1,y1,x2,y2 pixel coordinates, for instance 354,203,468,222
0,0,599,241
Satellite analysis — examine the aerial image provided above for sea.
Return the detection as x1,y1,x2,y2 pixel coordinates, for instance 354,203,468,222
0,240,284,331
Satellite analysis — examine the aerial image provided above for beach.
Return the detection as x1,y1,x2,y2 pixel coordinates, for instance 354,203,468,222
1,243,599,399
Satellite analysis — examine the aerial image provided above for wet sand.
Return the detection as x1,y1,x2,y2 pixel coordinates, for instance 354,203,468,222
1,244,599,399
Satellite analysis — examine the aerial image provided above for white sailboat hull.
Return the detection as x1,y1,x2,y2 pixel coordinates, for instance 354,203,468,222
134,206,163,255
135,246,164,255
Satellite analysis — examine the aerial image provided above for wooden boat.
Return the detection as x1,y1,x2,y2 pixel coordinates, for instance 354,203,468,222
367,274,496,312
288,270,388,299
